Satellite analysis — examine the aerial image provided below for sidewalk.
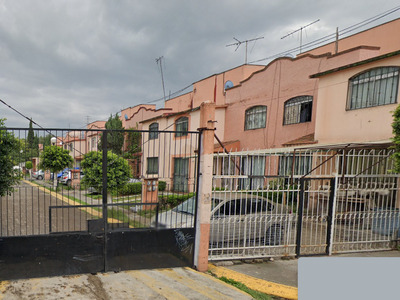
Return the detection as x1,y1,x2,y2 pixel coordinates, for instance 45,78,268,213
0,267,254,300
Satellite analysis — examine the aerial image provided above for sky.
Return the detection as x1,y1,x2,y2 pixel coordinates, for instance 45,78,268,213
1,0,400,129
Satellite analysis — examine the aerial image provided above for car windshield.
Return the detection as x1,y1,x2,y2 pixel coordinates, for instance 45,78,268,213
173,197,196,215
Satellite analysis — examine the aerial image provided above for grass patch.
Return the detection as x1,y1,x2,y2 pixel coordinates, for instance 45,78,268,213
85,193,102,200
218,277,275,300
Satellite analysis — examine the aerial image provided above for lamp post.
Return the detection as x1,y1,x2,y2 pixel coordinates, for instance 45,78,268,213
51,137,57,146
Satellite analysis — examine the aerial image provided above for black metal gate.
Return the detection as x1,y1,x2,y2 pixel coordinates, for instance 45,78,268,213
296,178,335,256
0,128,200,280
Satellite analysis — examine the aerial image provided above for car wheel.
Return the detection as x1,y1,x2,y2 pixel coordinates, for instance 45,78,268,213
37,175,43,180
265,224,284,246
67,180,71,187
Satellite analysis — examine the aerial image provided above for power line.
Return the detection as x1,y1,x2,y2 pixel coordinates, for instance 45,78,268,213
250,5,400,64
226,36,264,64
281,19,320,54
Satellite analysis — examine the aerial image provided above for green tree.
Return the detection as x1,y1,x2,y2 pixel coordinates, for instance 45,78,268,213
81,151,131,195
392,105,400,172
0,118,19,196
39,145,74,187
27,119,35,149
98,114,125,154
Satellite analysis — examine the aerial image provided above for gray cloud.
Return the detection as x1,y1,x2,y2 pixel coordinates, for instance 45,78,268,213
1,0,399,128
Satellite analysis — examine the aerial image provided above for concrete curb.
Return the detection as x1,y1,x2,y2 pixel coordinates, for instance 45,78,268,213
208,263,298,300
23,180,125,225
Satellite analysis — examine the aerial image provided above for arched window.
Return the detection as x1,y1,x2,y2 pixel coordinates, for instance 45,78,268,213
149,122,159,140
348,67,399,110
175,117,188,137
244,106,267,130
284,96,313,125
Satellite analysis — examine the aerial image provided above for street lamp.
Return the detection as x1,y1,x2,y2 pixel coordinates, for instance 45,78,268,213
51,137,57,146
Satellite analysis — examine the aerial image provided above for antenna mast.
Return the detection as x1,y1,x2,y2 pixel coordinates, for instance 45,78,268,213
155,56,166,102
281,19,320,54
226,36,264,64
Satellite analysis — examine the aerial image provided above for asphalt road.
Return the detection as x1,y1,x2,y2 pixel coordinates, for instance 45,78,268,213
0,180,95,236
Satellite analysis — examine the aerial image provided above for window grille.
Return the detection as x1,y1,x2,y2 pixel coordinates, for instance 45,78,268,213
348,67,399,110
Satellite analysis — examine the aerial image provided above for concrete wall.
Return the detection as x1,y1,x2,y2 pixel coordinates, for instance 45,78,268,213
302,18,400,57
223,48,382,150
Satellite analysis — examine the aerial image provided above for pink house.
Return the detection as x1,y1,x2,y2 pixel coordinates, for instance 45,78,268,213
311,50,400,145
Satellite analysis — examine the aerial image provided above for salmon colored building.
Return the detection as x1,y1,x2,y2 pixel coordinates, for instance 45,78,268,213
311,50,400,145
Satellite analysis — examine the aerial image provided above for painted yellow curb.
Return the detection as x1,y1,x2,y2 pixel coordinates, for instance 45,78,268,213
0,281,10,300
23,180,127,225
208,263,298,300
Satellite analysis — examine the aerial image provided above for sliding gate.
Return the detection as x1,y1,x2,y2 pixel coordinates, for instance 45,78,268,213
0,128,200,280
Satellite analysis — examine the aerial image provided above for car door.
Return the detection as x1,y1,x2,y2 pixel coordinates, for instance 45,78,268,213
210,198,247,245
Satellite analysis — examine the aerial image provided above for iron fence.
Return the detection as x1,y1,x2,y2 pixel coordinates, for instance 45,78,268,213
1,128,200,237
210,146,400,260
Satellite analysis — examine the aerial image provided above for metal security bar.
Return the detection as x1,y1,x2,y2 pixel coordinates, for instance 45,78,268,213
210,146,400,260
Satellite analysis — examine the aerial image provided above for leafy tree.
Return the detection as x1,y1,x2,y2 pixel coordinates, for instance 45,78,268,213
0,118,19,196
98,114,124,154
39,145,74,187
27,119,35,149
392,105,400,172
81,151,131,195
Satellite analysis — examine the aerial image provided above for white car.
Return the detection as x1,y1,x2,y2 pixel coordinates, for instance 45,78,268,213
60,170,84,186
32,170,45,180
154,192,291,246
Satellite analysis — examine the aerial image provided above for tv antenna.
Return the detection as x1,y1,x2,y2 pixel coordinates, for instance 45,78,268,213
155,56,166,102
226,36,264,64
281,19,320,54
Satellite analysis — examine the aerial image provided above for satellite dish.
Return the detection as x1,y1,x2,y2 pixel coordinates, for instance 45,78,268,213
224,80,234,90
125,114,128,120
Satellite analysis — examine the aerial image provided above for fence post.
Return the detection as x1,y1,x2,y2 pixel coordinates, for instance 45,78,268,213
194,101,215,272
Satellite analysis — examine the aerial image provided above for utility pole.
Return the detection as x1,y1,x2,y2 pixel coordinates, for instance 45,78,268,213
155,56,166,102
281,19,320,54
226,36,264,64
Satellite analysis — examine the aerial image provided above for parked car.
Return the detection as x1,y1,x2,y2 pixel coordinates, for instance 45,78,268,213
32,170,45,180
153,192,291,246
60,169,84,186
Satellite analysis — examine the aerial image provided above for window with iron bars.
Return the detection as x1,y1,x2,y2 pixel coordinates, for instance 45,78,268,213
283,96,313,125
347,66,399,110
149,122,159,140
175,117,188,137
278,155,312,176
244,106,267,130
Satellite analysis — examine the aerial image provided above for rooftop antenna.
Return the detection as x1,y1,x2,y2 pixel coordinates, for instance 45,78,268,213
281,19,320,54
155,56,166,102
226,36,264,64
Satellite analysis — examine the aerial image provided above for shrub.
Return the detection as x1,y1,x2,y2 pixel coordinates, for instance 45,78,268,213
25,161,33,170
158,181,167,191
158,193,195,208
118,182,142,196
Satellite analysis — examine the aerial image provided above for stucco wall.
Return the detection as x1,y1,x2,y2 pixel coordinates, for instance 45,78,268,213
315,56,400,144
303,18,400,57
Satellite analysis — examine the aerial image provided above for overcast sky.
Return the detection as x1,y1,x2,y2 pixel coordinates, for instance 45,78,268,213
1,1,400,129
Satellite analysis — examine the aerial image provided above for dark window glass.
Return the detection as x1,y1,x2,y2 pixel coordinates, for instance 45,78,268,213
176,117,188,137
284,96,313,125
149,123,159,140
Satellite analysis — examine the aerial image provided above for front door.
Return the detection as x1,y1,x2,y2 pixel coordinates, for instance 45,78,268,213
174,158,189,192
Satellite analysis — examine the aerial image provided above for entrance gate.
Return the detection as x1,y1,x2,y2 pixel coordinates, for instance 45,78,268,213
0,128,200,280
296,178,335,256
